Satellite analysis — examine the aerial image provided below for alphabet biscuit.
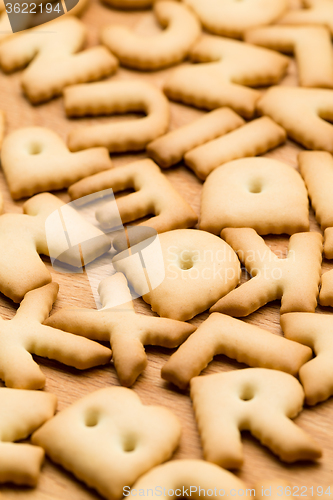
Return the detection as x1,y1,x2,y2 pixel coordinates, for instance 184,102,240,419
0,16,118,103
282,312,333,406
1,126,112,200
183,0,288,39
0,282,111,390
113,229,241,321
147,108,245,169
101,1,201,70
32,387,181,500
45,273,195,387
190,368,322,468
257,86,333,152
65,80,170,152
0,192,110,302
211,228,322,317
131,460,247,497
164,35,289,118
200,158,309,235
185,117,287,180
245,26,333,89
280,0,333,37
0,388,57,486
69,159,198,247
162,312,312,390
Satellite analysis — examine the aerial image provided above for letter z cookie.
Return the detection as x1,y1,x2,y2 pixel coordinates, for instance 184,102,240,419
32,387,181,500
0,16,118,104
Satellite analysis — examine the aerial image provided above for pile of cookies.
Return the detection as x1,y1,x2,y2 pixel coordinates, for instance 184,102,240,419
1,0,333,498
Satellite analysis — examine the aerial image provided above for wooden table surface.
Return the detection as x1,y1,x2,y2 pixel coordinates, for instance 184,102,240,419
1,0,333,498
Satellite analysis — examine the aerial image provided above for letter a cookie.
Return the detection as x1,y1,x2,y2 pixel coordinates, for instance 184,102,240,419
211,229,322,317
164,35,289,118
191,369,322,468
45,273,195,386
32,387,181,500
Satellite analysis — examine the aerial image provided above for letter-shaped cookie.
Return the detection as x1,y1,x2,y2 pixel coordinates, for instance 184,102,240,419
0,388,57,486
101,1,201,70
113,229,241,321
1,127,112,200
298,152,333,306
190,368,322,468
0,283,111,389
102,0,152,8
184,117,286,180
32,387,181,500
211,229,322,317
183,0,287,38
164,35,289,119
131,460,247,496
245,26,333,89
0,111,4,213
69,159,197,244
45,273,194,386
257,86,333,152
65,80,170,152
280,0,333,36
147,107,245,169
200,158,309,235
162,312,312,390
0,16,118,103
0,192,110,302
281,313,333,406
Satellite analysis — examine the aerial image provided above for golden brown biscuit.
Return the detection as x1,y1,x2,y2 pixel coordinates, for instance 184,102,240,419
280,0,333,36
101,0,152,9
257,86,333,152
1,126,112,200
147,108,245,169
0,388,57,486
0,282,111,389
183,0,288,38
200,158,309,235
184,116,286,180
65,80,170,152
131,460,247,497
245,26,333,88
113,229,241,321
162,312,312,390
211,229,323,317
191,368,322,468
164,35,289,118
69,159,198,246
0,16,118,104
45,273,195,386
101,1,201,70
32,387,181,500
281,313,333,405
0,192,110,302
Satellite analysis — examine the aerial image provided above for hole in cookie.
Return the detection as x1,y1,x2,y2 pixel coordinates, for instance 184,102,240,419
248,180,262,194
29,143,43,155
178,250,194,270
239,385,255,402
84,410,100,427
122,434,137,452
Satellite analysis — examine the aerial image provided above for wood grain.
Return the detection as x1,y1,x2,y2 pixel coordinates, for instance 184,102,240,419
1,0,333,498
